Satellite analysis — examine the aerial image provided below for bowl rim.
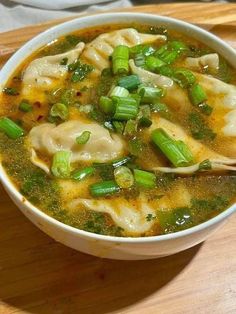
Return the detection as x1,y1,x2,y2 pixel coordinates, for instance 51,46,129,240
0,12,236,243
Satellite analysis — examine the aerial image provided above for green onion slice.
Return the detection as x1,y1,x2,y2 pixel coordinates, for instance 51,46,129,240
90,180,120,197
51,151,71,178
145,56,166,72
112,156,132,168
138,86,164,103
19,100,32,112
173,68,196,88
118,75,141,91
110,86,129,98
112,45,129,74
138,105,152,128
112,121,125,134
76,131,91,144
134,53,146,67
113,97,138,121
0,117,24,139
50,103,69,120
72,166,95,181
114,166,134,188
99,96,114,114
151,128,194,167
133,169,156,188
189,83,207,106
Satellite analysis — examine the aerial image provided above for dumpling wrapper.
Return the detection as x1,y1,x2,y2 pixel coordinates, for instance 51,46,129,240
148,117,236,174
23,42,85,89
129,59,173,88
82,28,167,71
28,120,125,172
183,53,219,74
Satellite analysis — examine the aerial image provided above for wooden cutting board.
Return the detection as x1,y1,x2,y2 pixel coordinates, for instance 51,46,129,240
0,3,236,314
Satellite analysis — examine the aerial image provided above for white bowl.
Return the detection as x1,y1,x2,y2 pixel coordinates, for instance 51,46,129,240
0,13,236,260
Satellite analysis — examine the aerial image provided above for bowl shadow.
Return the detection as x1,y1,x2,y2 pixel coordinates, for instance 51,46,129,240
0,205,202,314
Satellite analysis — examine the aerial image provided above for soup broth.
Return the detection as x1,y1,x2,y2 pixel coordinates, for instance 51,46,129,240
1,24,236,237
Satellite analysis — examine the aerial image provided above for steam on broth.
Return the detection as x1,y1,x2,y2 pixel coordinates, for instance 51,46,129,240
1,24,236,237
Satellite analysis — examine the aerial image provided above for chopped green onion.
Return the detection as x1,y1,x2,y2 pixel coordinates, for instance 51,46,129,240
112,45,129,74
19,100,32,112
155,44,168,57
138,105,152,128
159,50,179,64
198,102,213,116
145,56,166,72
113,97,138,121
134,53,146,67
138,86,164,103
3,87,19,96
76,131,91,144
130,45,155,56
99,96,114,114
151,128,194,167
118,75,141,91
150,102,169,114
90,180,120,197
173,68,196,88
51,151,71,178
0,117,24,139
110,86,129,98
176,140,194,165
189,83,207,106
129,44,146,55
198,159,212,171
50,103,69,120
157,66,174,77
169,41,188,53
112,121,125,134
114,166,134,188
112,156,132,168
124,119,137,136
133,169,156,188
130,93,141,106
72,166,95,181
142,46,155,56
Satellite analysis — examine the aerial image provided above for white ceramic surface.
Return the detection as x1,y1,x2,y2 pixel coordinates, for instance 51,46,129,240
0,13,235,260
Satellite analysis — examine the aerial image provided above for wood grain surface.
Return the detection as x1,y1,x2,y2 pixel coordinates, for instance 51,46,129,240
0,3,236,314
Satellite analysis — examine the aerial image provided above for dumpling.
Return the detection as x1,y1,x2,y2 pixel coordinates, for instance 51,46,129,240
129,59,173,88
195,73,236,110
148,117,236,174
131,62,236,140
23,42,85,88
67,185,191,235
183,53,219,73
28,120,125,171
194,73,236,139
81,28,166,71
70,196,155,234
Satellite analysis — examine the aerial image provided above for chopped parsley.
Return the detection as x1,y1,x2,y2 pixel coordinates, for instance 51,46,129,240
68,60,94,82
188,112,216,141
3,87,19,96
